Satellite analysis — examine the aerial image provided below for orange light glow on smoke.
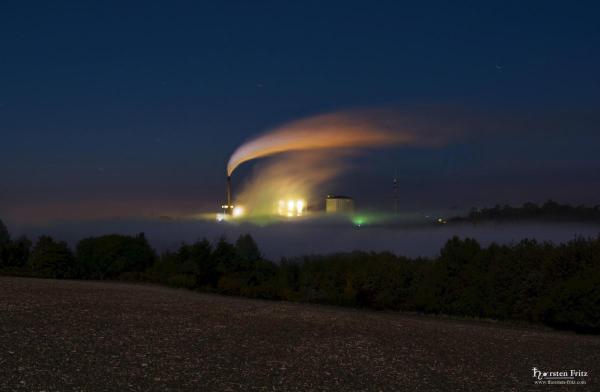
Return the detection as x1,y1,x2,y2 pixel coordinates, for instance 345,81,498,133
227,111,414,176
228,108,456,219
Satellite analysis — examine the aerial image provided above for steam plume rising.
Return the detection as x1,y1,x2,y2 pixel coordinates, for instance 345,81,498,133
227,111,416,176
228,108,458,217
236,151,348,217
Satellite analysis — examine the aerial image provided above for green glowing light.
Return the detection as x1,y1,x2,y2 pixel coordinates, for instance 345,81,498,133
352,216,366,227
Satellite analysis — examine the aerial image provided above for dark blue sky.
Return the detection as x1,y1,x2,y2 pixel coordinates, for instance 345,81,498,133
1,1,599,223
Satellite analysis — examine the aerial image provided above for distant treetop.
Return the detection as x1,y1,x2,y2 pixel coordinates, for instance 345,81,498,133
0,219,10,245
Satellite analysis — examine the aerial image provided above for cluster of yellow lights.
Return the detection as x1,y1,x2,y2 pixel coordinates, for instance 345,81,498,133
232,206,244,217
278,199,305,217
216,200,305,221
216,204,244,221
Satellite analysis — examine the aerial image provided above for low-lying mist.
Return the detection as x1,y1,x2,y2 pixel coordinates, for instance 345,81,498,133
13,218,600,260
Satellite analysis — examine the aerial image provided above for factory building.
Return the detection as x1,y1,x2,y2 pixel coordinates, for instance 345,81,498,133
326,195,354,213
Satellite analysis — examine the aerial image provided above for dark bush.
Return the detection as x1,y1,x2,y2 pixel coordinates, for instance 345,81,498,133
29,236,75,278
539,267,600,333
76,233,156,279
0,219,9,245
0,236,32,269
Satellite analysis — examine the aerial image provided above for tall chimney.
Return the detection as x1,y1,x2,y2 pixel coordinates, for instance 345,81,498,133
226,176,232,214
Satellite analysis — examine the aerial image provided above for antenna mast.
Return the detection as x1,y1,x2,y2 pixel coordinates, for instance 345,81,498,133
393,170,399,215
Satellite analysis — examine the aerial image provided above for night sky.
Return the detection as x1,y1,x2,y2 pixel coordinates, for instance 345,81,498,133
2,1,599,224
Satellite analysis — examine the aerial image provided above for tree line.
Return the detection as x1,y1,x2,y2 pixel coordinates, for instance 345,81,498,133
1,219,598,333
449,200,600,223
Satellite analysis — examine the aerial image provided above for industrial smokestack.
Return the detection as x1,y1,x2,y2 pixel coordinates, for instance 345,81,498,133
226,176,232,214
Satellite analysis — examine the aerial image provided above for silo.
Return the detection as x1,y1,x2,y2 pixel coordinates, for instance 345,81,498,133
325,195,355,213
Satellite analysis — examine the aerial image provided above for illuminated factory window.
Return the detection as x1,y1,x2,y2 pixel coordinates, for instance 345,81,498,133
277,199,306,217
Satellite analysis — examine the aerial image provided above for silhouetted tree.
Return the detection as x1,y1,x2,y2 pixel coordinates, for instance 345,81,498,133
144,250,179,284
540,264,600,333
0,220,32,270
29,236,75,278
0,236,32,269
0,219,9,245
213,237,238,276
76,233,156,279
236,234,262,264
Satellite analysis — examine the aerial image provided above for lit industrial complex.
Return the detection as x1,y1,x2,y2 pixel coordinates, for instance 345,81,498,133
218,174,357,220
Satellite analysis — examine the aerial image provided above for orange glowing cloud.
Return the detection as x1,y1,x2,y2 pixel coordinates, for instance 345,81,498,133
227,110,415,176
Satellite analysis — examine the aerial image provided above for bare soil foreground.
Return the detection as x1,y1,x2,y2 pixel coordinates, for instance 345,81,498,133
1,277,598,391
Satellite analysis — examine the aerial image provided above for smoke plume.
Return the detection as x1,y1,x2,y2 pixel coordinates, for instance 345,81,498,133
228,108,454,217
227,110,421,176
